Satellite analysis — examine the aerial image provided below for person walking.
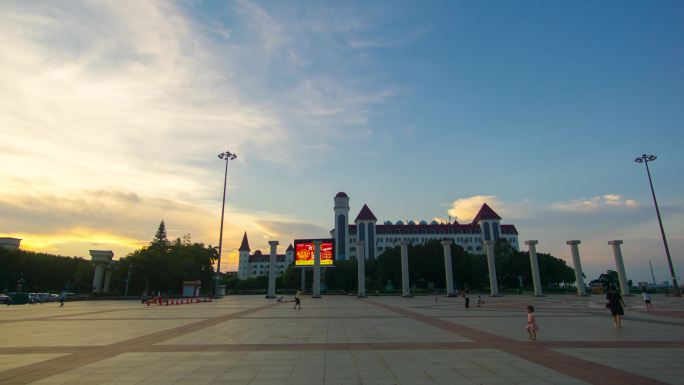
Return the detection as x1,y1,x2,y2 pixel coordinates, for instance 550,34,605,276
525,305,539,340
464,290,470,308
642,291,655,311
293,291,301,310
606,287,626,328
59,291,65,307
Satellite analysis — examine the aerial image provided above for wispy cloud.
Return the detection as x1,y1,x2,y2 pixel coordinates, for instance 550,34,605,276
0,1,284,198
551,194,639,212
0,1,410,264
0,183,326,270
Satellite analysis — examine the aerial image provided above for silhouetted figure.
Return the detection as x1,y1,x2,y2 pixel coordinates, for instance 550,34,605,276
606,288,626,328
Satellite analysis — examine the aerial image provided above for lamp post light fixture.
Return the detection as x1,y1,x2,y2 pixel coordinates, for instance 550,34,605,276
216,150,237,298
635,154,680,296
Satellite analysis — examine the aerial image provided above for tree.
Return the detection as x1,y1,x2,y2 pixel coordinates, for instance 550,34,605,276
0,248,92,293
151,220,169,254
590,270,619,290
116,225,217,296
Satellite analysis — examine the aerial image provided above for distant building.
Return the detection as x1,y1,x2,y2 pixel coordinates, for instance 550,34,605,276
236,193,519,278
0,237,21,250
237,232,294,280
331,192,519,261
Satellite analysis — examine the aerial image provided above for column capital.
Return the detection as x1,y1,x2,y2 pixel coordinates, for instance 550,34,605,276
482,240,492,246
398,240,409,246
608,240,623,245
441,240,453,246
566,240,581,245
313,240,322,245
525,240,539,245
268,240,279,246
355,240,365,246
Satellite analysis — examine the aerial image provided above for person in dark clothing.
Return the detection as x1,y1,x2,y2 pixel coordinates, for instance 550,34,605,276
606,288,626,328
293,291,301,310
464,290,470,308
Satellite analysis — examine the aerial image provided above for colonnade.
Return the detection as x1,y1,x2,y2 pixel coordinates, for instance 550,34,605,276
264,238,631,298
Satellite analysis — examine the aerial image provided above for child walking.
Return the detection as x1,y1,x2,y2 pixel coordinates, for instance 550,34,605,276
525,305,539,340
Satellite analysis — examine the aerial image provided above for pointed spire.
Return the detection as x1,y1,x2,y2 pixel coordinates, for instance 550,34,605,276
354,204,377,222
471,203,502,224
286,244,294,252
239,232,250,252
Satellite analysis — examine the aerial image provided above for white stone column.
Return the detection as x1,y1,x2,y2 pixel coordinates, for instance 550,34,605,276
484,240,499,296
441,240,455,296
103,269,112,293
567,240,587,296
525,240,543,296
609,240,630,296
267,241,279,298
89,250,114,294
356,241,366,297
92,264,104,293
312,240,322,298
399,240,411,297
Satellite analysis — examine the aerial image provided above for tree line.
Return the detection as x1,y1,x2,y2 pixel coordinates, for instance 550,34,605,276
2,226,576,295
225,239,577,294
0,221,217,296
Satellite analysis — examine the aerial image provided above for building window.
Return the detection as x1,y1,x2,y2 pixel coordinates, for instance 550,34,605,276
337,214,346,257
359,223,366,241
493,222,500,240
368,223,375,260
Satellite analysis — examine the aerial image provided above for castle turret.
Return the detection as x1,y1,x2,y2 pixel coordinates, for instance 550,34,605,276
355,204,378,260
472,203,502,243
238,232,251,280
334,192,350,261
286,244,294,265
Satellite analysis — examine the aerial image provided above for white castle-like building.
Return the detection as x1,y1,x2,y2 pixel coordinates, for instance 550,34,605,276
237,192,519,279
331,192,519,261
237,232,294,280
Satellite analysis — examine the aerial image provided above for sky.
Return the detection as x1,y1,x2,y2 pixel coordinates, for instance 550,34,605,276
1,0,683,284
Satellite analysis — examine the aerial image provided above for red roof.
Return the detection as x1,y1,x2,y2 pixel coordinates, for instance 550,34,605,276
501,225,518,235
248,252,287,263
239,232,250,251
341,223,518,236
286,244,294,252
335,192,348,198
471,203,502,224
354,204,377,222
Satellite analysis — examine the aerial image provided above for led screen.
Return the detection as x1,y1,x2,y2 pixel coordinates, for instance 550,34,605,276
294,239,335,266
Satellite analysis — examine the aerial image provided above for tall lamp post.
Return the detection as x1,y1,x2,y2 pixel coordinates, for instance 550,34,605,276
216,150,237,298
635,154,680,296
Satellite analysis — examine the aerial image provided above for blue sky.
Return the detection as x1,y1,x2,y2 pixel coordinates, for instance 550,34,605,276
1,0,682,284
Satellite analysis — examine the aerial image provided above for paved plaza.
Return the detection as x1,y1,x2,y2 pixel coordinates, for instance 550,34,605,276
0,294,683,385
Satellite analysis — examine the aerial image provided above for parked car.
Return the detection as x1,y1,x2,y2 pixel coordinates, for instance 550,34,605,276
0,294,10,305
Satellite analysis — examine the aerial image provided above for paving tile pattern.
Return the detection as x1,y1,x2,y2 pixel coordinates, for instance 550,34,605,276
0,294,682,384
